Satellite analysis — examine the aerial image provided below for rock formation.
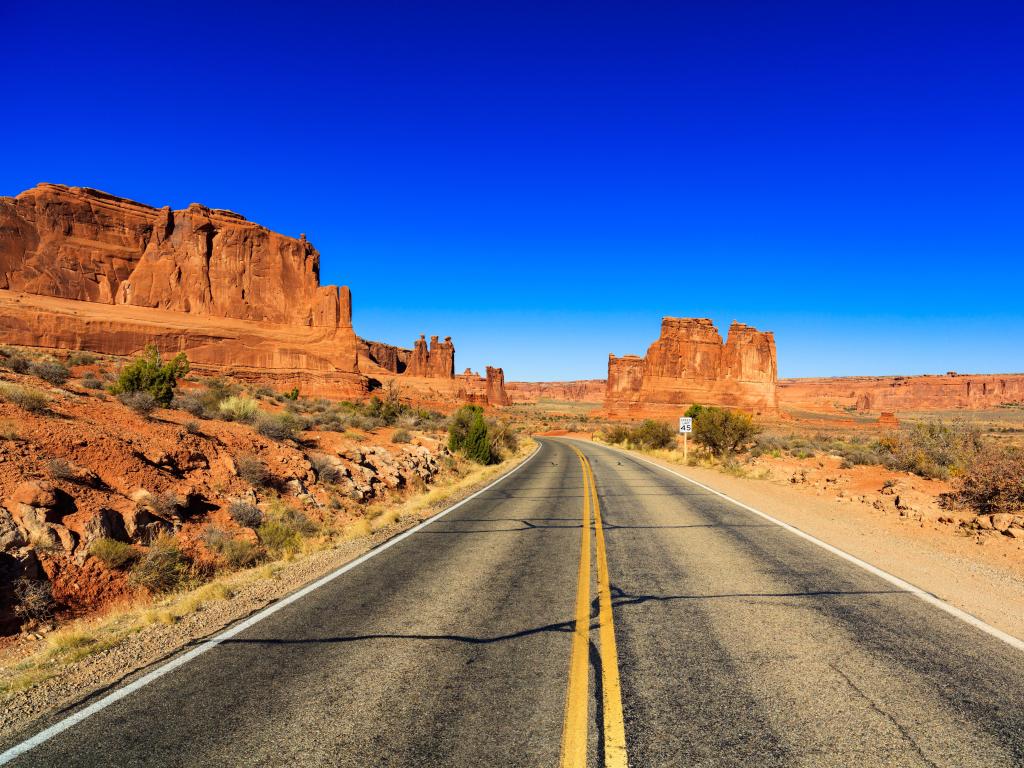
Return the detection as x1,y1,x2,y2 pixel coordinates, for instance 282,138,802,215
485,366,510,406
359,340,411,374
505,379,606,403
405,335,455,378
604,318,778,417
0,184,364,394
778,374,1024,413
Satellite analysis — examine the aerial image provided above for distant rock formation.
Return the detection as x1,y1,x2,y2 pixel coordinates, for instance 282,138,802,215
405,335,455,379
0,184,361,394
779,374,1024,412
359,340,411,374
486,366,509,406
505,379,606,403
604,317,778,417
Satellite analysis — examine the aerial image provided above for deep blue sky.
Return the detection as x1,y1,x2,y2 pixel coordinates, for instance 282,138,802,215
5,2,1023,380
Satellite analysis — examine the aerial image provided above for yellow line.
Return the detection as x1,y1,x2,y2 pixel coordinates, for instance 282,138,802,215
586,454,628,768
560,448,592,768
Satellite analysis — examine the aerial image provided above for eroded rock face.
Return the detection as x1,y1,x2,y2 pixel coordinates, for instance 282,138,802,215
405,335,455,378
1,184,350,328
486,366,509,407
605,318,778,417
0,184,361,391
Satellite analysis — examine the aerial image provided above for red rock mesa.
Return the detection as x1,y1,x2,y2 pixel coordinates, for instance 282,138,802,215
0,183,362,394
604,317,778,418
778,374,1024,412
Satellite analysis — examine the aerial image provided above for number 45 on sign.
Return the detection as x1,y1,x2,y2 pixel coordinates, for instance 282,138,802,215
679,417,692,461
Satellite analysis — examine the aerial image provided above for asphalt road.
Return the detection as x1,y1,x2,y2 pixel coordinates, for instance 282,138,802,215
4,438,1024,767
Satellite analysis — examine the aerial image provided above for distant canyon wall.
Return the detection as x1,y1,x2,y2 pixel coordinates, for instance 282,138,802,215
604,317,778,417
779,374,1024,412
505,379,606,403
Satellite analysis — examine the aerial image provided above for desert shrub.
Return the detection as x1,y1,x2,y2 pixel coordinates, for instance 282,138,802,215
30,360,70,386
219,538,264,569
66,351,98,367
366,381,408,426
201,527,262,567
257,503,315,556
236,455,271,486
255,412,301,442
218,395,260,422
228,501,264,528
630,420,676,450
184,419,202,435
283,387,300,400
12,578,54,622
945,444,1024,514
118,390,158,417
487,420,519,456
391,429,412,444
0,382,49,413
308,453,342,484
81,373,104,390
173,392,205,417
129,535,190,593
144,491,184,518
684,404,707,419
110,345,190,406
90,538,139,569
692,407,760,457
880,419,983,479
448,405,495,464
47,458,75,480
1,352,31,373
602,425,631,444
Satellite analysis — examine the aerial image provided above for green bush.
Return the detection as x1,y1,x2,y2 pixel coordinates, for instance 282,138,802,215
283,387,300,400
631,420,676,449
0,382,50,413
110,345,190,406
692,407,760,457
448,405,495,464
30,360,70,386
1,352,30,374
129,535,190,593
90,538,139,569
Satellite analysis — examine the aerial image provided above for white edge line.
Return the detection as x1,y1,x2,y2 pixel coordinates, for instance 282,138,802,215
579,439,1024,654
0,444,543,765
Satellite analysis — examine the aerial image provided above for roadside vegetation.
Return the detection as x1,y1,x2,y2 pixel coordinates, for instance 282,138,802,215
447,404,519,464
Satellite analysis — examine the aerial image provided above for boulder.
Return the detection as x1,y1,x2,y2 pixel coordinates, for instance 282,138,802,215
992,513,1014,533
9,480,57,510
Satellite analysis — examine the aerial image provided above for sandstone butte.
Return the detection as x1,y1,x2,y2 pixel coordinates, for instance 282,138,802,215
0,184,510,407
604,317,779,418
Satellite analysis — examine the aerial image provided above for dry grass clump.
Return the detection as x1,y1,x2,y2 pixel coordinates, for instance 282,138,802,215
13,578,54,622
128,535,190,593
30,360,70,386
90,538,139,570
0,382,50,413
236,454,271,487
945,445,1024,515
308,452,342,484
257,502,316,557
218,395,260,422
228,500,264,528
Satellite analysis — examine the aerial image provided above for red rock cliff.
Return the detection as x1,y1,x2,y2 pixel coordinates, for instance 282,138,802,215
1,184,351,328
485,366,509,406
0,184,361,390
605,317,778,417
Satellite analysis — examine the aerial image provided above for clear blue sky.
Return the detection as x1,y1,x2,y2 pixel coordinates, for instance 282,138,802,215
5,2,1023,380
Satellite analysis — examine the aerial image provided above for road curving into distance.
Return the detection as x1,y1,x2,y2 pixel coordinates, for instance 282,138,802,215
2,437,1023,767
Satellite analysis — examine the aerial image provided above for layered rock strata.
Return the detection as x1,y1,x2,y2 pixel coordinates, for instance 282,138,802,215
605,317,778,417
0,184,364,393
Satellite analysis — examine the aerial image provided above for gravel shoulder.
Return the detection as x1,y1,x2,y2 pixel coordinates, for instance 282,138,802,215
0,444,536,743
594,441,1024,643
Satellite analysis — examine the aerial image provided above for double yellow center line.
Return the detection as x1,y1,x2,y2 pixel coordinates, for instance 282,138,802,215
561,446,628,768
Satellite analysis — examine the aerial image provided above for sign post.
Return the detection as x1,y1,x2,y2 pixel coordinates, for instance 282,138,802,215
678,417,693,462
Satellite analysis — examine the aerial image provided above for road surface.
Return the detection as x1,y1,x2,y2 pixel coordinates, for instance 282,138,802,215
3,438,1023,767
